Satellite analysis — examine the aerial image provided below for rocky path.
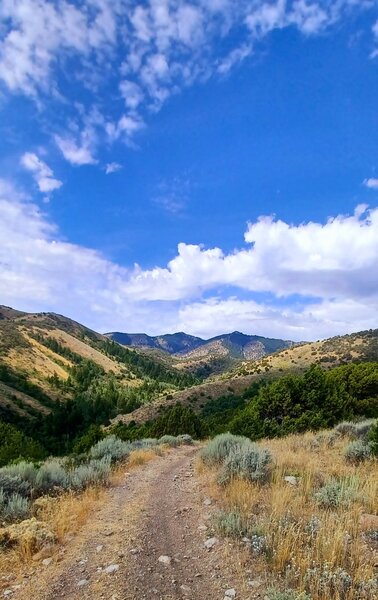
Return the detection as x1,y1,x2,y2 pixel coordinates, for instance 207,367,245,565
12,446,255,600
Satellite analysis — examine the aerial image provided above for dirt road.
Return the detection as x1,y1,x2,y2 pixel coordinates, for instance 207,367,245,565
12,446,255,600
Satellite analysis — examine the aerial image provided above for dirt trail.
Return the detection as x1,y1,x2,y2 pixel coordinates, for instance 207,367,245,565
12,447,255,600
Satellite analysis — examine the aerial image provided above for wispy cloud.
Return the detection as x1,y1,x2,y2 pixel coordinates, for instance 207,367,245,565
105,162,122,175
20,152,62,194
1,1,377,166
153,176,191,214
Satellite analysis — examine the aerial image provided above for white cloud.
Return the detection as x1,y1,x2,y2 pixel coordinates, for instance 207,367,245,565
105,162,122,175
55,135,97,166
363,177,378,190
20,152,62,194
126,205,378,302
119,80,144,109
0,178,377,340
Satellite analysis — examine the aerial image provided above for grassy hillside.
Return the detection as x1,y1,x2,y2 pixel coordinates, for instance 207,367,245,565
228,328,378,379
0,306,198,455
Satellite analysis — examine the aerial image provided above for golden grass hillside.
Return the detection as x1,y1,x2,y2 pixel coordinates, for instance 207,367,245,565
228,329,378,379
199,426,378,600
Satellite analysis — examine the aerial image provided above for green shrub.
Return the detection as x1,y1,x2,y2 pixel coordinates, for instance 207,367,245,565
35,461,69,492
158,435,179,447
200,433,251,466
344,440,372,464
130,438,158,450
176,434,193,445
89,435,131,462
69,457,111,490
0,472,31,497
314,477,361,509
369,420,378,456
219,443,272,484
0,422,46,467
335,419,375,440
73,425,105,454
214,510,244,537
0,490,30,522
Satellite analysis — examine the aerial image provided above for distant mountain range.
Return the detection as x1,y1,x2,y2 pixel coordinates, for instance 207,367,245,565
105,330,294,360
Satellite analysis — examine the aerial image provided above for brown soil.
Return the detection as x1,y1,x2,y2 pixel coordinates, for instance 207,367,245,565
8,447,256,600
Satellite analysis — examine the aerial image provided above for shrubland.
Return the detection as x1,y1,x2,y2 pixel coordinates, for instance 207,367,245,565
199,422,378,600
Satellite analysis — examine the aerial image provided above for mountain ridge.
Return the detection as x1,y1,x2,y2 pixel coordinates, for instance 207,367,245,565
106,329,294,360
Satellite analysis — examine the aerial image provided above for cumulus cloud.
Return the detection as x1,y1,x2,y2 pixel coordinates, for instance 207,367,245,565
1,1,376,164
126,205,378,302
0,178,377,340
20,152,62,194
363,177,378,190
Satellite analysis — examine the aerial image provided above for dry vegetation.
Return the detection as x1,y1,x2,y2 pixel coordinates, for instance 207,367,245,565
0,446,162,592
230,330,378,379
199,430,378,599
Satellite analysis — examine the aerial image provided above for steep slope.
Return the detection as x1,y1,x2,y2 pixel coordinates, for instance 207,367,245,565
0,306,197,423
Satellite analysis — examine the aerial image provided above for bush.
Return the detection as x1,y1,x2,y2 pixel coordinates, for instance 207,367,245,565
314,477,361,509
158,435,179,447
0,490,30,522
35,461,69,492
73,424,105,454
200,433,251,466
0,422,46,467
344,440,372,464
214,510,244,537
219,443,272,484
90,435,131,462
69,457,111,490
335,419,375,440
130,438,158,450
0,473,31,498
176,434,193,445
369,420,378,455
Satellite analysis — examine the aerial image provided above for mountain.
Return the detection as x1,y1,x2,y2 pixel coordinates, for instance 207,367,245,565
112,328,378,427
106,330,293,360
107,331,204,354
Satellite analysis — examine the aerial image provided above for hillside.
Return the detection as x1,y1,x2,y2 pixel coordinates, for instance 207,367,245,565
112,328,378,427
0,305,197,429
228,328,378,379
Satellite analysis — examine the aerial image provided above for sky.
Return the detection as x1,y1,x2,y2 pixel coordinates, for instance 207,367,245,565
0,0,378,341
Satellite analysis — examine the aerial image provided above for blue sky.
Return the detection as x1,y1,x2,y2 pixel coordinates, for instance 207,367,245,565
0,0,378,340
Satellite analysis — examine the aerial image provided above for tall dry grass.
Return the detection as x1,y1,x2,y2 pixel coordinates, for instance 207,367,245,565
201,430,378,599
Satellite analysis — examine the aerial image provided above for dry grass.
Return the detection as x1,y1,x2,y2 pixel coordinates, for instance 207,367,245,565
0,448,164,584
128,448,158,467
201,431,378,599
